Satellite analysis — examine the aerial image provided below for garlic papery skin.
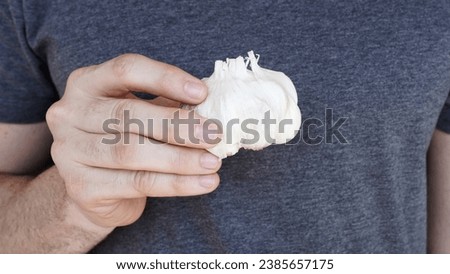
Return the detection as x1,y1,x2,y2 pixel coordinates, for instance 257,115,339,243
193,51,301,159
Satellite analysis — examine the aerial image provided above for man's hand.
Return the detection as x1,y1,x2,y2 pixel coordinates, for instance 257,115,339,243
46,54,222,229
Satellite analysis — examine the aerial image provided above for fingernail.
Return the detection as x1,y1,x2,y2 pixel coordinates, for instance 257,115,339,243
200,153,220,169
200,175,216,188
184,81,206,99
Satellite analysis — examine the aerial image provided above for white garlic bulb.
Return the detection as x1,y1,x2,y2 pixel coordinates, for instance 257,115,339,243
193,51,301,159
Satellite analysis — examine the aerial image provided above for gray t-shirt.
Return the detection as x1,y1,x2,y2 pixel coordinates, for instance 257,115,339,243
1,0,450,253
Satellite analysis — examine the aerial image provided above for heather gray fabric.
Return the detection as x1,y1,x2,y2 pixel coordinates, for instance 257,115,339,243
1,0,450,253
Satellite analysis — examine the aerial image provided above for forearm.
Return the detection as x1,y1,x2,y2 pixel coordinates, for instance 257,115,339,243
0,166,113,253
427,129,450,253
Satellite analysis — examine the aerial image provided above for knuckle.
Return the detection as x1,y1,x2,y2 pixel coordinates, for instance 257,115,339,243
66,67,87,89
111,141,135,166
111,54,139,81
132,171,157,195
46,101,66,127
50,141,63,163
111,99,133,122
171,175,189,194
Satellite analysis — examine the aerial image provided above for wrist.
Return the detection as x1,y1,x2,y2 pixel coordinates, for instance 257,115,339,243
64,197,114,244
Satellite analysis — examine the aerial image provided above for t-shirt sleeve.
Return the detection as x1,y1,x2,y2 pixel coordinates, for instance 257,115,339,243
436,92,450,134
0,1,58,124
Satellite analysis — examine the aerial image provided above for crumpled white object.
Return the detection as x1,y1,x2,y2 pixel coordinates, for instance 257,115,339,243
190,51,301,159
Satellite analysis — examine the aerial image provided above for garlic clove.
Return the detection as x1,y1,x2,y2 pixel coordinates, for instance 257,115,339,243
191,51,301,159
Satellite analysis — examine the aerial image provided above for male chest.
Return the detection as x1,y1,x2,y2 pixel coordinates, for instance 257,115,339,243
31,0,450,143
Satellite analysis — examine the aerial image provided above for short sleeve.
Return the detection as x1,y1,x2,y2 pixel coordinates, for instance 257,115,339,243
0,1,58,124
436,92,450,133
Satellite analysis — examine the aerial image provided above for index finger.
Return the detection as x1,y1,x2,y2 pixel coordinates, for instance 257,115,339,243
68,53,207,105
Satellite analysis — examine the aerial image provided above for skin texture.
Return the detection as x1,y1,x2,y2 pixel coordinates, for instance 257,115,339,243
0,122,52,175
427,129,450,253
0,54,222,253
